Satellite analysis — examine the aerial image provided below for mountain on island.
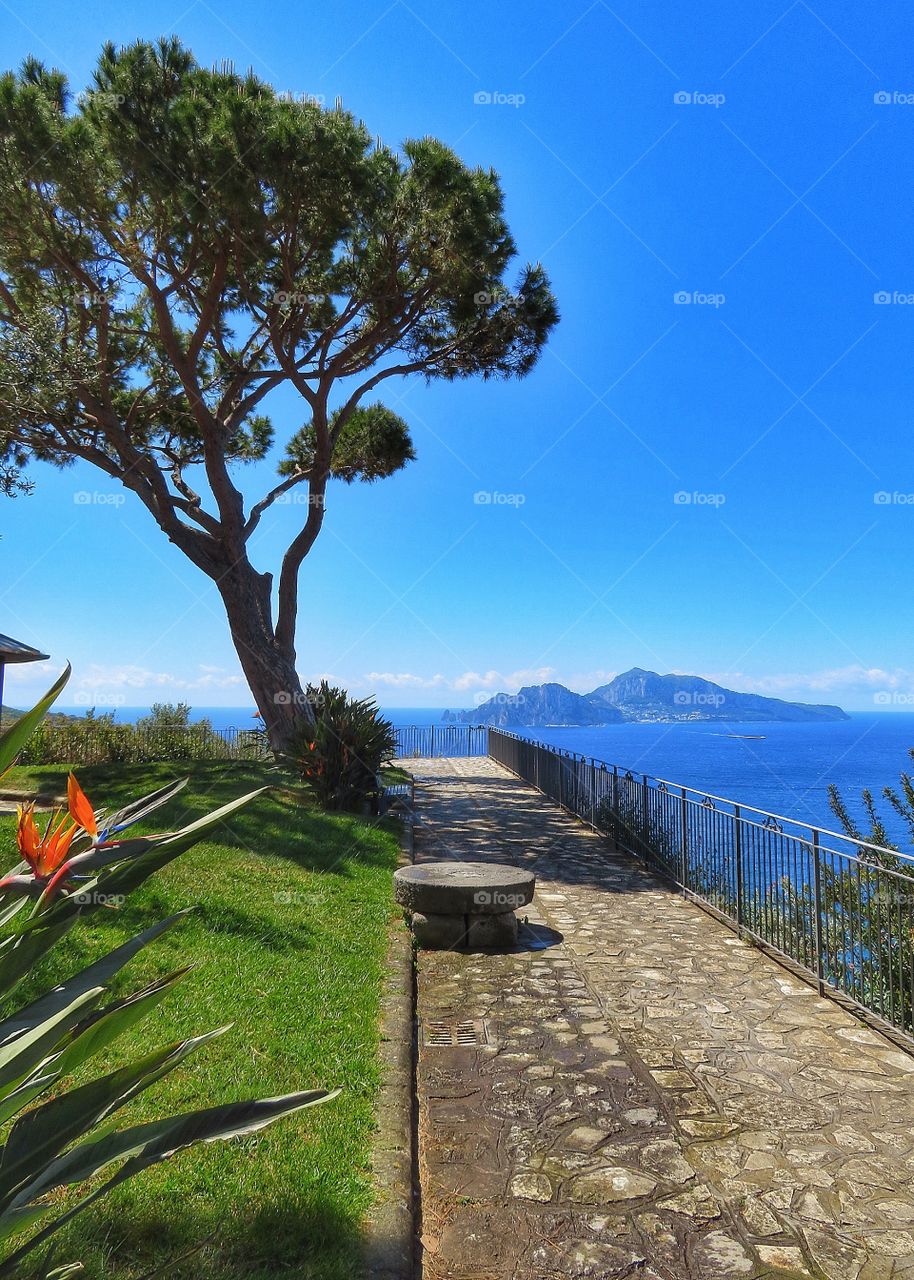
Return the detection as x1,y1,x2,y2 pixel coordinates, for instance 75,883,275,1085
444,668,849,727
444,682,626,729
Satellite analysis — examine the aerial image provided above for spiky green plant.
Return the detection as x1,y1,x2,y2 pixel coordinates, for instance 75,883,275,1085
0,667,336,1277
289,683,396,812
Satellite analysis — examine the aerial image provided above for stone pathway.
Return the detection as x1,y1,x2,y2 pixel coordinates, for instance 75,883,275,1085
408,756,914,1280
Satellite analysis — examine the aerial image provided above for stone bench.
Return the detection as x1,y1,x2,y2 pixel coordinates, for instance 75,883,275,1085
394,861,535,950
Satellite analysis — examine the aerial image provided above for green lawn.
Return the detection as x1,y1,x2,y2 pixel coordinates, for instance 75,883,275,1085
0,761,403,1279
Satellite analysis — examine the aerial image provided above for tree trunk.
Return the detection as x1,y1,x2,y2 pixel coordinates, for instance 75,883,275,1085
215,559,313,756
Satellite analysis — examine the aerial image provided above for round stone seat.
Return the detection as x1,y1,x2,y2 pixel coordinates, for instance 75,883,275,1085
394,861,536,950
394,861,535,915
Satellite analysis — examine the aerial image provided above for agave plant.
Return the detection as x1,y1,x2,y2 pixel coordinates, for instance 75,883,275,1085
290,682,397,812
0,666,336,1277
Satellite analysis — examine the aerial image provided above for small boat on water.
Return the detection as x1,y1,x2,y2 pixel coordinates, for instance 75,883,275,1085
726,733,766,740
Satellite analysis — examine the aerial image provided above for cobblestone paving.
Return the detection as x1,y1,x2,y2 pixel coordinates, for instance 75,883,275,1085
409,757,914,1280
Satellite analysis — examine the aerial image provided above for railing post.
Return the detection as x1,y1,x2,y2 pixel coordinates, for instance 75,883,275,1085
612,765,618,842
641,774,650,854
679,787,688,888
812,829,825,996
733,804,743,935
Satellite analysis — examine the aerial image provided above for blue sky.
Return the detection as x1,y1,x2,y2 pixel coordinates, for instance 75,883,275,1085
3,0,914,712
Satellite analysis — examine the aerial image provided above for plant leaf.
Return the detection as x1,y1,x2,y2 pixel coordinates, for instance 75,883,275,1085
25,790,268,932
50,967,194,1082
28,1247,84,1280
0,667,70,777
36,1087,338,1194
0,913,189,1048
0,1030,227,1203
98,778,189,838
0,1072,60,1128
0,988,103,1101
0,919,75,1005
0,1089,336,1274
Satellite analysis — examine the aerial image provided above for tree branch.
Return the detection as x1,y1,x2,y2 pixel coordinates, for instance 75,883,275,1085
243,469,311,540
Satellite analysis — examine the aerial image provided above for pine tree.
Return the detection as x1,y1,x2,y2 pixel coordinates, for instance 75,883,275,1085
0,39,558,750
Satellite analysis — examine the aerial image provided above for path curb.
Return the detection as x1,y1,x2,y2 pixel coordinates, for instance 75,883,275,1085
360,804,417,1280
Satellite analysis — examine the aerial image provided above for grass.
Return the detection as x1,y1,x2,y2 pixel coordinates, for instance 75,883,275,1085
0,760,403,1279
2,760,413,800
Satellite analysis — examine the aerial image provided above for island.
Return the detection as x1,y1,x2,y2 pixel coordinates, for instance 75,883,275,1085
444,668,849,727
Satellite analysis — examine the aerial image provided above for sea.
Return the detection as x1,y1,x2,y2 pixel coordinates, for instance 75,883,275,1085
53,704,914,846
496,716,914,844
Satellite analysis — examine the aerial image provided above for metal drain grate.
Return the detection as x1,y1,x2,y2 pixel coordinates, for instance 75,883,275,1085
423,1018,488,1047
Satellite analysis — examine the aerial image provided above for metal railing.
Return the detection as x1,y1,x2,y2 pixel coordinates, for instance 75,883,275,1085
393,724,488,759
18,719,488,766
488,728,914,1048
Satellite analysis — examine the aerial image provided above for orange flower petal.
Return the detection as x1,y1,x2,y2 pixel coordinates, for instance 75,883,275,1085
15,804,40,873
37,817,78,877
67,773,98,837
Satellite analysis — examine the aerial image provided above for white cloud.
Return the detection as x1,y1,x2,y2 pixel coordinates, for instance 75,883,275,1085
363,672,449,689
83,664,244,692
11,657,908,714
452,666,556,692
361,668,556,694
4,659,61,687
6,661,246,696
701,666,914,697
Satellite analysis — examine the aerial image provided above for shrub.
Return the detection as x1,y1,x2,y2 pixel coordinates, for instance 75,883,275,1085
290,683,396,812
16,706,270,767
816,762,914,1030
133,703,219,762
